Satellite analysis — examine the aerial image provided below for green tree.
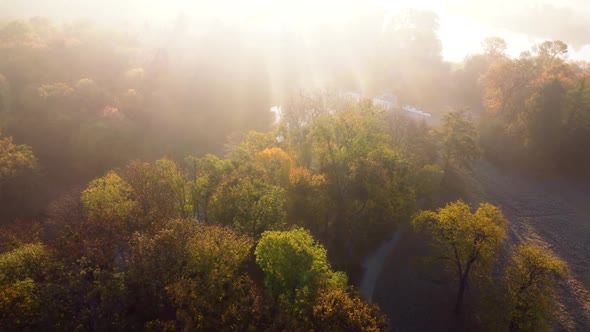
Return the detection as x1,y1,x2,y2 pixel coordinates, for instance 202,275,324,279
413,164,444,202
439,110,480,170
81,171,137,265
0,133,37,183
0,243,49,330
81,171,136,223
310,105,416,259
0,133,38,219
413,200,508,313
505,243,567,331
208,176,286,237
255,228,347,314
154,159,192,218
523,78,568,161
185,154,233,222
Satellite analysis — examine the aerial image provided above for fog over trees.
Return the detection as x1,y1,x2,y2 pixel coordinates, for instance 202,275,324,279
0,1,588,331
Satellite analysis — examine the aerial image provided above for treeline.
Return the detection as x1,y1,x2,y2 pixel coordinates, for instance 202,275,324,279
0,17,278,219
0,18,272,179
453,38,590,175
0,96,447,330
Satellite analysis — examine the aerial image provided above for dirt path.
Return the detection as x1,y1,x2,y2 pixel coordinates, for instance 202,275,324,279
465,160,590,331
360,224,408,303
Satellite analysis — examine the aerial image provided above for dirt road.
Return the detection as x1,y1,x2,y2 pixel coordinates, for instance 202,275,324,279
360,224,408,303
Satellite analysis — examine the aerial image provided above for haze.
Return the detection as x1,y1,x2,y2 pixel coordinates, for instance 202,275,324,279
1,1,590,331
3,0,590,61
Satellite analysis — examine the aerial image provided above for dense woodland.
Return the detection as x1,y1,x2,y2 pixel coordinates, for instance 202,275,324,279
0,9,587,331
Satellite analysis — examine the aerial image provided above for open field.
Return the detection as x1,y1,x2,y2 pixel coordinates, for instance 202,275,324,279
371,160,590,331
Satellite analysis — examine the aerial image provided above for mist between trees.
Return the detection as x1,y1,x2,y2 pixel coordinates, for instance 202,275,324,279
0,9,584,331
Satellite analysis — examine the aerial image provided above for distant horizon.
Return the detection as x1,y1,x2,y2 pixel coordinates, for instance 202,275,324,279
2,0,590,62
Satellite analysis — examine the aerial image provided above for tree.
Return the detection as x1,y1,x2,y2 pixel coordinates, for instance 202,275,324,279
0,134,37,183
482,37,507,57
312,288,388,331
413,164,444,202
533,40,568,68
310,105,416,259
522,78,568,161
208,176,286,237
127,219,196,325
438,110,480,170
255,147,294,187
0,243,50,330
185,154,232,222
81,171,137,265
380,9,448,108
413,200,508,313
81,171,136,224
481,56,536,121
0,74,9,114
166,225,260,331
0,133,38,220
120,161,181,225
505,243,567,331
153,159,192,218
255,228,347,313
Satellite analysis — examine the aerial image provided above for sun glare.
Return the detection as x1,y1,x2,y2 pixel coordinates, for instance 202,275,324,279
190,0,369,30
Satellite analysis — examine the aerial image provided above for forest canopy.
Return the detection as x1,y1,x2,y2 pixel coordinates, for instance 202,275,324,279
0,1,586,331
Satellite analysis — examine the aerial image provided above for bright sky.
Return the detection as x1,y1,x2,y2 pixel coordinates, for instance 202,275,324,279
378,0,590,61
3,0,590,62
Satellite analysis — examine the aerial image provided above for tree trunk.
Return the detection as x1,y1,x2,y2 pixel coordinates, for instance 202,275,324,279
454,275,467,314
454,261,473,314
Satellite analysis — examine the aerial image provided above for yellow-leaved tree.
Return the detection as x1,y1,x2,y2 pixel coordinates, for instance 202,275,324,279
413,200,508,313
505,243,567,331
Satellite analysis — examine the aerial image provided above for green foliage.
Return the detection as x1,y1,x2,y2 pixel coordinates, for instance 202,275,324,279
0,243,48,284
505,243,568,331
209,176,286,237
0,278,40,329
255,228,347,309
438,110,480,170
127,219,196,323
523,78,567,160
0,243,49,330
414,164,444,200
309,105,417,257
81,171,136,222
0,133,38,219
185,154,233,222
0,133,37,182
166,225,259,331
154,159,192,218
227,131,278,164
0,14,474,331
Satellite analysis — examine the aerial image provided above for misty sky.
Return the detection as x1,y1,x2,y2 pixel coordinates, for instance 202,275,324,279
2,0,590,62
